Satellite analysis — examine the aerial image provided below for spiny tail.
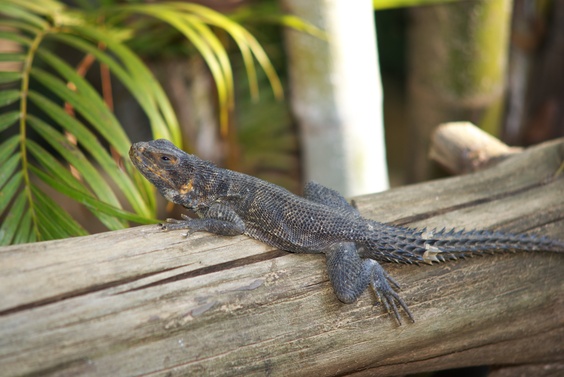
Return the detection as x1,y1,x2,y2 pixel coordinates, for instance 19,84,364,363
362,221,564,264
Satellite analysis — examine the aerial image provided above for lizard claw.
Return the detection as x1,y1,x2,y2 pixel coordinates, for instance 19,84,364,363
182,229,196,238
370,263,414,325
159,216,193,232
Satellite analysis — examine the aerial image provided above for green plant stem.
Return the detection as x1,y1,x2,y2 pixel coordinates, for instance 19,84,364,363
19,28,48,240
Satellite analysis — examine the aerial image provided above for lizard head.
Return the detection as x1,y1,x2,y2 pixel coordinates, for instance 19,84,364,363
129,139,217,209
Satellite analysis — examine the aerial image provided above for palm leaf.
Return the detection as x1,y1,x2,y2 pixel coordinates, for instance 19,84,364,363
373,0,461,10
116,2,284,136
0,0,177,244
0,0,287,245
53,27,180,144
179,3,285,101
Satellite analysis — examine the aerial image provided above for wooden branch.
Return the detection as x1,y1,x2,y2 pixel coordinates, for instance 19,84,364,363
1,139,564,377
430,122,522,174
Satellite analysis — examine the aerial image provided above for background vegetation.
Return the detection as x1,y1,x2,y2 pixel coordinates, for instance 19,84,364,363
0,0,309,244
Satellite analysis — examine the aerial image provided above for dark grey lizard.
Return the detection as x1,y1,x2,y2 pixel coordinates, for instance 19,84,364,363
129,139,564,324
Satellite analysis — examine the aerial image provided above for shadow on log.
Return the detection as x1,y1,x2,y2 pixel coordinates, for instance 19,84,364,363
1,139,563,376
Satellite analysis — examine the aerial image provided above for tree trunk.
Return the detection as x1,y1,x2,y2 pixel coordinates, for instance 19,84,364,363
407,0,512,182
519,0,564,145
281,0,388,196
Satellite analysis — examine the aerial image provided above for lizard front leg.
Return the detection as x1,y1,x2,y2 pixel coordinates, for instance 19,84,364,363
162,202,245,236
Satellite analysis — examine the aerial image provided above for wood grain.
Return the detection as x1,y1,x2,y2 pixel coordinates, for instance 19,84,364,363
1,139,563,376
429,121,522,174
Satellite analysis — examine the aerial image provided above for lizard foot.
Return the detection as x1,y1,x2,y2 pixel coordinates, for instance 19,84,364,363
159,214,245,237
370,261,414,325
159,214,195,236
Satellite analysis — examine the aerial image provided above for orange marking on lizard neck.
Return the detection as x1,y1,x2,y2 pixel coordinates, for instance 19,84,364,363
179,179,194,195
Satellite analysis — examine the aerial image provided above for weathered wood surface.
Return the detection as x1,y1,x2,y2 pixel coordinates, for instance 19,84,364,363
1,139,563,377
430,121,522,174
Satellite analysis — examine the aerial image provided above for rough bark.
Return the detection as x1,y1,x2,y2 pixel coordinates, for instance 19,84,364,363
1,139,563,376
407,0,513,182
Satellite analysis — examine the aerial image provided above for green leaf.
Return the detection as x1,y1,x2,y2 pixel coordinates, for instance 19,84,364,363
0,20,42,36
373,0,461,10
0,52,26,62
0,0,169,244
233,27,284,101
29,66,127,151
184,13,235,129
27,115,120,204
33,47,132,150
122,4,232,135
27,115,127,230
12,209,34,244
0,171,23,214
27,139,91,194
31,184,88,240
0,136,19,165
27,91,153,217
27,142,154,228
269,14,326,40
51,28,179,144
5,0,64,16
31,166,158,224
0,2,49,30
0,71,22,84
176,3,284,101
176,3,258,99
0,190,27,246
0,152,21,188
0,111,20,132
0,90,21,106
0,28,33,46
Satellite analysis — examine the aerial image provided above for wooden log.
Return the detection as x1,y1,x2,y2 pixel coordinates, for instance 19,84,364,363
430,121,522,174
1,139,563,377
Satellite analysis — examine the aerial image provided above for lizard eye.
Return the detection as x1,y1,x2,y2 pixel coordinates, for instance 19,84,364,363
161,155,171,162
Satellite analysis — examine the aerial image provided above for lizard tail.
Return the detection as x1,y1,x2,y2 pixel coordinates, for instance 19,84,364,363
361,222,564,264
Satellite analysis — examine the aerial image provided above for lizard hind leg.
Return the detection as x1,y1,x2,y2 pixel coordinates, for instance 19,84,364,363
325,242,414,325
325,242,371,304
305,182,414,323
303,181,360,215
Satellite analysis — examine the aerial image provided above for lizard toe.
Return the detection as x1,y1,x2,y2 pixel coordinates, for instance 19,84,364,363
369,262,414,325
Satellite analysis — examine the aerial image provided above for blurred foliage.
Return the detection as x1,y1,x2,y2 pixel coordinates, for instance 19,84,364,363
374,0,462,10
0,0,310,245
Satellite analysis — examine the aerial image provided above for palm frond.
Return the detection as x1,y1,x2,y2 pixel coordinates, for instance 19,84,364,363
0,0,289,245
0,0,179,244
117,2,284,136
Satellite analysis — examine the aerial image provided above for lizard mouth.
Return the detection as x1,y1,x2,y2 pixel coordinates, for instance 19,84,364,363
129,142,175,189
129,143,154,174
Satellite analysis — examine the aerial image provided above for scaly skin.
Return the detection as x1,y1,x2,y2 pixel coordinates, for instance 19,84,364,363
130,139,564,325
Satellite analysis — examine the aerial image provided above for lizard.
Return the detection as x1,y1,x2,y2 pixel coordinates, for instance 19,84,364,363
129,139,564,325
